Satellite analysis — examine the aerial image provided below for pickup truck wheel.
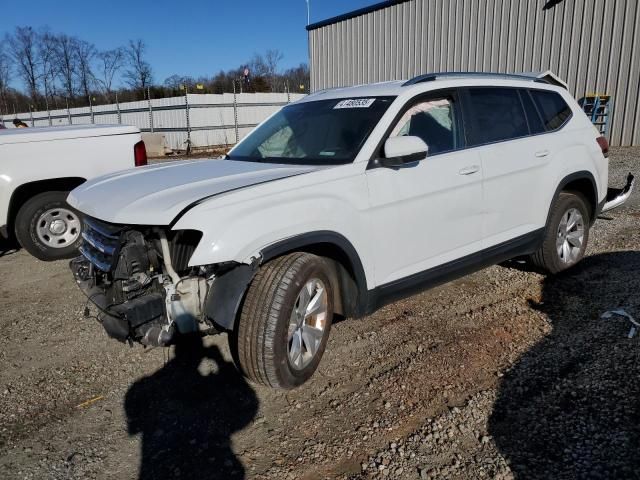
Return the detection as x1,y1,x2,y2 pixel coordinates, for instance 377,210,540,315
530,192,590,274
14,191,83,261
233,252,334,389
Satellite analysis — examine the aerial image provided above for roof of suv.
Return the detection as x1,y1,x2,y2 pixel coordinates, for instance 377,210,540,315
300,71,568,103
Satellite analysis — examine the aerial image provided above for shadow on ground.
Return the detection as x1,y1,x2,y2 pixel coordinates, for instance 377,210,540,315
490,252,640,479
125,334,259,480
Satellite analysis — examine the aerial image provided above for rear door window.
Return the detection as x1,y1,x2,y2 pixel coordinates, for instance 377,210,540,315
465,88,529,146
530,90,572,130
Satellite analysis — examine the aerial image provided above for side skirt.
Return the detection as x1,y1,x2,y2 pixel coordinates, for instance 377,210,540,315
364,228,545,313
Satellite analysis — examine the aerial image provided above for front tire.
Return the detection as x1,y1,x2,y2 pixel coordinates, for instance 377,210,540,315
530,192,590,274
14,191,83,261
232,253,334,389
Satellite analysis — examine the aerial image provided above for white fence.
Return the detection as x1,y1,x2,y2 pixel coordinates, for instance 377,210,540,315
1,92,306,150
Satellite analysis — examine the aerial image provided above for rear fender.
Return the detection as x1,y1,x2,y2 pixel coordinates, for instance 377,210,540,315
547,171,598,226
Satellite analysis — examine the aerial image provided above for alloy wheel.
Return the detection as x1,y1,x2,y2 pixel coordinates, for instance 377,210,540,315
287,278,329,370
556,207,584,264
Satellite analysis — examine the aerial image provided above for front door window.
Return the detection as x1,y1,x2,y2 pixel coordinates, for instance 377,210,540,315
389,98,457,155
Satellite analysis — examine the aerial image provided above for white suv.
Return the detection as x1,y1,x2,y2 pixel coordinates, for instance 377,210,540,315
69,73,634,389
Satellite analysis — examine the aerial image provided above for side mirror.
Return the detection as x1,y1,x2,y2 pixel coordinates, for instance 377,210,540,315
379,136,428,168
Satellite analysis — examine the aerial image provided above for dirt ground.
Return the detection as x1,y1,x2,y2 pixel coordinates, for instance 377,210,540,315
0,149,638,480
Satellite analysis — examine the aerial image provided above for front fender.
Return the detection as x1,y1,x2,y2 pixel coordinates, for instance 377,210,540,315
172,165,375,288
204,263,256,330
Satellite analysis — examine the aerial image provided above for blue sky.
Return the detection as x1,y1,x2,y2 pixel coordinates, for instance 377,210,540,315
1,0,377,87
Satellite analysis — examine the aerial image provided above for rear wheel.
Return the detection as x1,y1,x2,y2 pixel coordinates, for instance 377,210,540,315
232,252,334,389
530,192,590,274
14,191,83,261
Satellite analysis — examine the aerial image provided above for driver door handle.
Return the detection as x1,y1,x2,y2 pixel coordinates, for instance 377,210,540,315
458,165,480,175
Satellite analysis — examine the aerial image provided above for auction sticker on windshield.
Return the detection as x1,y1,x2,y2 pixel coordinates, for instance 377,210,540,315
334,98,376,109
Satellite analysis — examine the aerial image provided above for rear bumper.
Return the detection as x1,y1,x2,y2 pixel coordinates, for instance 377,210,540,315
601,173,635,213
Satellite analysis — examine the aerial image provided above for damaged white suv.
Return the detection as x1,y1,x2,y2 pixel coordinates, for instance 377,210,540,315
70,73,634,389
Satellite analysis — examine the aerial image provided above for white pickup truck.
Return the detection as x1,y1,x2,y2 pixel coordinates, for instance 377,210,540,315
0,124,146,260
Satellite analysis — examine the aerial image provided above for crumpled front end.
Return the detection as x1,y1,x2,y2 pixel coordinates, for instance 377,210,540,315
70,216,215,346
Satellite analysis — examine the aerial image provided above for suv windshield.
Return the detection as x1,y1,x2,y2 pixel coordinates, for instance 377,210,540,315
227,96,395,165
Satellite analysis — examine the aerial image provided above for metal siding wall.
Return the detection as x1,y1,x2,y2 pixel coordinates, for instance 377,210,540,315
309,0,640,145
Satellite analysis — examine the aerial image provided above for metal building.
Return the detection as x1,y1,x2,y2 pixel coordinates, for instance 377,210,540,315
307,0,640,146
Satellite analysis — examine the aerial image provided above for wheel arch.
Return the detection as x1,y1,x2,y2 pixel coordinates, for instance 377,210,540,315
204,231,370,332
8,177,86,231
549,171,598,226
261,231,370,319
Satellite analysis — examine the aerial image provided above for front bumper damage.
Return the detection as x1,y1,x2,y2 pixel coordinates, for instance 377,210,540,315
70,216,248,348
70,257,176,346
69,216,215,347
602,173,635,213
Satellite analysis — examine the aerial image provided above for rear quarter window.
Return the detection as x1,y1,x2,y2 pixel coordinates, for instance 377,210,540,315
530,90,572,130
519,90,546,135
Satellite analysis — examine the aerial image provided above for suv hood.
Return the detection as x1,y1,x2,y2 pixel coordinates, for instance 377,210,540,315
68,159,321,225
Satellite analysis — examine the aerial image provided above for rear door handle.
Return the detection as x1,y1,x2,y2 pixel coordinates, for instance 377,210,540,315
535,150,550,158
458,165,480,175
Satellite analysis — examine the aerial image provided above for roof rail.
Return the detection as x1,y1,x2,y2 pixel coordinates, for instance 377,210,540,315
402,72,552,87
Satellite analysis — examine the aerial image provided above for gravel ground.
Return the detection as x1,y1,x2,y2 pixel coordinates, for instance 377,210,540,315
0,148,638,480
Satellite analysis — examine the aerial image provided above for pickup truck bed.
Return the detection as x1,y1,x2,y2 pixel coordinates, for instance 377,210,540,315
0,124,145,260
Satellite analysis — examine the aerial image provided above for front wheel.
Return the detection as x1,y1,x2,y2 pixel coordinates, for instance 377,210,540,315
530,192,590,274
232,253,334,389
14,191,83,261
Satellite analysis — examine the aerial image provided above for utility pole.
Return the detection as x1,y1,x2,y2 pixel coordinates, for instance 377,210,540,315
306,0,310,25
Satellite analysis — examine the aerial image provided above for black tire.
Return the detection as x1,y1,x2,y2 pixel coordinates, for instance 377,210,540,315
232,252,334,389
530,192,590,274
14,191,83,261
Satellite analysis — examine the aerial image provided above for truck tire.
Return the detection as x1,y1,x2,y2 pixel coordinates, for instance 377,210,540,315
530,192,590,274
232,252,334,389
14,191,83,261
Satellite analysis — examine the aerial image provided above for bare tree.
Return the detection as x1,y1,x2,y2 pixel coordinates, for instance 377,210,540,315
245,50,284,92
124,39,153,97
283,63,310,92
163,74,184,90
7,27,40,104
39,30,58,110
163,74,194,90
97,48,124,101
53,34,78,103
0,46,12,115
1,25,303,107
248,54,269,78
74,39,96,100
264,49,283,91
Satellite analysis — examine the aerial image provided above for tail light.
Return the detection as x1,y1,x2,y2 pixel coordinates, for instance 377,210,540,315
596,136,609,158
134,140,148,167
